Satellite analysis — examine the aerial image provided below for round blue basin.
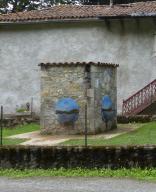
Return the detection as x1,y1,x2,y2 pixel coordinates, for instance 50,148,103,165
102,95,113,110
55,98,79,124
101,96,114,122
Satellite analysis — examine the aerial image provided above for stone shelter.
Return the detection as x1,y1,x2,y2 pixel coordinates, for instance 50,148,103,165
39,62,118,134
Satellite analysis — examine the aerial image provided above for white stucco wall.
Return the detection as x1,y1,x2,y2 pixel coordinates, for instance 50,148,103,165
0,18,155,114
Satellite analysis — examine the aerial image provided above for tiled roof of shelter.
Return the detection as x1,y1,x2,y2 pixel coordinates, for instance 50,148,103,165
39,62,119,67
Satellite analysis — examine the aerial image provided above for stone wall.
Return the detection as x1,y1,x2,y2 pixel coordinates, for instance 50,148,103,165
0,145,156,169
90,65,117,132
2,113,39,128
40,63,117,134
40,65,86,134
117,115,153,123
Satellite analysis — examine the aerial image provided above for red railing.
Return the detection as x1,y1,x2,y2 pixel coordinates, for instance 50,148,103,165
122,79,156,116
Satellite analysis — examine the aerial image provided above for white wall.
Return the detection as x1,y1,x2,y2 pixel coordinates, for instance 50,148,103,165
0,19,155,113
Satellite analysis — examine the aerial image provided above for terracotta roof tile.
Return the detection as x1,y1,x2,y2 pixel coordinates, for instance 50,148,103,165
0,1,156,23
39,62,119,67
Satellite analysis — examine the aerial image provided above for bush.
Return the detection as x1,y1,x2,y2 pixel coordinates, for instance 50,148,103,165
117,115,152,124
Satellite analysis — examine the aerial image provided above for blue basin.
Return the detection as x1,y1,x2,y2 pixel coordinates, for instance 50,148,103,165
101,95,115,122
102,95,113,110
55,98,79,124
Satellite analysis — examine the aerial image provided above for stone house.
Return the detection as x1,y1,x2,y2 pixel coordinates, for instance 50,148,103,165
0,1,156,114
40,62,118,134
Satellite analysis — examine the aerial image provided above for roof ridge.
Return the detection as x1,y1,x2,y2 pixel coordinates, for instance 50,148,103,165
39,62,119,67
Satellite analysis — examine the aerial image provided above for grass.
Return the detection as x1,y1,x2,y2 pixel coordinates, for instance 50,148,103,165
1,168,156,181
2,123,40,145
2,122,156,145
1,122,156,181
3,138,26,145
62,122,156,146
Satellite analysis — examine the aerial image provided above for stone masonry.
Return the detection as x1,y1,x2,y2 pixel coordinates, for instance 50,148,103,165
40,62,118,135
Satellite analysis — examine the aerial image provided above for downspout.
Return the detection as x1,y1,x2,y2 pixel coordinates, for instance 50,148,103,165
110,0,113,7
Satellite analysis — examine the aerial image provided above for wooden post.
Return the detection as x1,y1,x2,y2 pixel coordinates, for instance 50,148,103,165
84,103,88,147
0,106,3,146
31,97,33,118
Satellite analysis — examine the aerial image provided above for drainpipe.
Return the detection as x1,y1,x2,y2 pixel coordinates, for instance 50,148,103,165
110,0,113,7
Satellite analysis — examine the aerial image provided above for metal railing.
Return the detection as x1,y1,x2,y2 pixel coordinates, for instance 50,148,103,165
122,79,156,116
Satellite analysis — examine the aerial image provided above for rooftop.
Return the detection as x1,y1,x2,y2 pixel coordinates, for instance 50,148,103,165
0,1,156,23
39,62,119,67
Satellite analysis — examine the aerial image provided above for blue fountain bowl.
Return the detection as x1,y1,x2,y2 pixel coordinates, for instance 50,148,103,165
55,97,79,124
102,95,113,110
57,113,79,124
102,110,115,122
55,97,79,113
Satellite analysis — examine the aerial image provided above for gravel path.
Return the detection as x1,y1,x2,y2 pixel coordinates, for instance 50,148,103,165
0,177,156,192
7,131,70,146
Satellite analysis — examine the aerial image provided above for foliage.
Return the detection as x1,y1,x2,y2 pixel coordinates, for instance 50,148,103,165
3,123,39,137
0,0,40,13
0,0,77,13
117,115,152,124
3,138,26,145
1,167,156,181
61,122,156,145
16,108,27,113
0,0,154,13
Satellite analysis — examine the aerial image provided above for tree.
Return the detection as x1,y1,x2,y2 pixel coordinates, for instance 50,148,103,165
0,0,40,13
0,0,73,14
1,0,140,14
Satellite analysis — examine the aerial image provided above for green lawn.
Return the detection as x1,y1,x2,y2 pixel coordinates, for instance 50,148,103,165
3,138,26,145
62,122,156,146
2,122,156,145
1,168,156,181
2,123,40,145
